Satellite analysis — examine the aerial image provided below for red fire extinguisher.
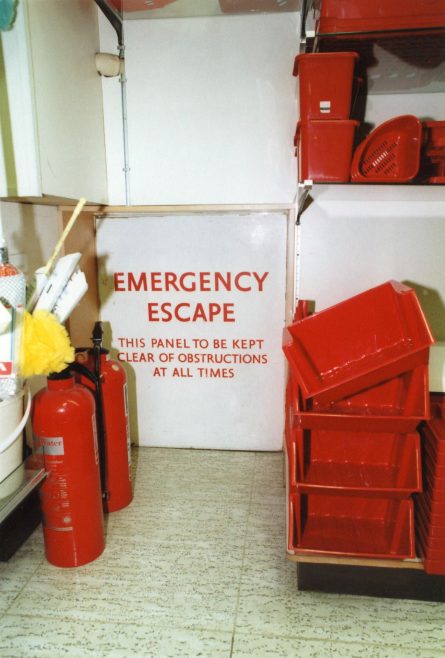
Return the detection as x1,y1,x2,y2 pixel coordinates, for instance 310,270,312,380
31,370,105,568
75,322,133,513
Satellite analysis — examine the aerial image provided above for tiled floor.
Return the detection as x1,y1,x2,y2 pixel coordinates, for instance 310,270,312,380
1,447,445,658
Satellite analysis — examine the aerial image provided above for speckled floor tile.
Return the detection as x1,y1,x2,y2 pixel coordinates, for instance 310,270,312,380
329,640,445,658
0,614,232,657
107,498,250,545
231,632,329,657
131,449,255,504
3,448,445,657
8,528,242,632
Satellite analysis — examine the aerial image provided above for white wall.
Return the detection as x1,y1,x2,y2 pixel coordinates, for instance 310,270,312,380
121,13,299,205
298,185,445,341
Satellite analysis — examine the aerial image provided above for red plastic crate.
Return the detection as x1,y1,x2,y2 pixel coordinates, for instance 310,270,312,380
351,115,422,183
295,119,358,182
417,513,445,544
419,491,445,515
289,493,415,559
292,428,421,498
420,405,445,457
424,121,445,151
417,526,445,560
297,366,429,433
423,443,445,478
316,0,445,34
293,52,359,120
415,497,445,534
285,281,434,404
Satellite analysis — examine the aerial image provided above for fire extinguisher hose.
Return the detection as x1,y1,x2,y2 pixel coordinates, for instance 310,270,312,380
68,361,109,501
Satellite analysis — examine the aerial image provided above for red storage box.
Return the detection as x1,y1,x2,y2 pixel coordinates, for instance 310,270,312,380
289,493,415,559
417,513,445,544
420,403,445,455
317,0,445,34
293,52,359,120
415,498,445,535
423,443,445,478
351,115,422,183
285,281,434,404
424,121,445,152
296,119,358,182
419,491,445,515
292,428,421,498
297,366,429,433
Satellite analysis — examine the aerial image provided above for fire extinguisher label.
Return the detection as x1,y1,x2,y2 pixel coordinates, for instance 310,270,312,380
34,435,64,456
34,435,73,532
92,414,99,465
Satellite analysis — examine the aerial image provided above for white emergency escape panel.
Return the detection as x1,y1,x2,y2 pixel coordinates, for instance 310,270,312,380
96,211,288,450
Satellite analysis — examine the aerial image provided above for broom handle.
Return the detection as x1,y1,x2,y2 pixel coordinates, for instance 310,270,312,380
43,197,86,276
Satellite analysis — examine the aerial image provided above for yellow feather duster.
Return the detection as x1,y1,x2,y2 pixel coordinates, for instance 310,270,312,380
20,310,75,378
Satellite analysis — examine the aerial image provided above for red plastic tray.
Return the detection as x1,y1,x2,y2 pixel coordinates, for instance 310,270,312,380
422,462,445,496
415,497,445,531
417,513,445,545
316,0,445,34
292,428,421,498
289,493,415,559
285,281,434,404
420,408,445,459
416,528,445,561
295,119,358,182
423,445,445,479
293,52,359,120
418,490,445,515
296,366,429,433
424,121,445,151
421,557,445,575
351,115,422,183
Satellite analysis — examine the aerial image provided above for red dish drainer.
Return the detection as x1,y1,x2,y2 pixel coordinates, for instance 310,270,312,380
283,282,433,562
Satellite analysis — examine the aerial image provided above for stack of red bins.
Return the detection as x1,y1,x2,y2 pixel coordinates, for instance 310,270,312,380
293,52,360,182
415,395,445,574
283,281,435,560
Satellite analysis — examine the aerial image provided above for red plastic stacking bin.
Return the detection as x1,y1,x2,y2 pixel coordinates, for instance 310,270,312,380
289,493,415,559
415,496,445,533
292,428,422,498
316,0,445,34
424,121,445,151
297,366,429,433
286,281,434,404
296,119,358,182
422,121,445,183
351,115,422,183
293,52,359,120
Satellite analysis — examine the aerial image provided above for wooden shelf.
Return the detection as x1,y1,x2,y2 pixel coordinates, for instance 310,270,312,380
287,553,424,570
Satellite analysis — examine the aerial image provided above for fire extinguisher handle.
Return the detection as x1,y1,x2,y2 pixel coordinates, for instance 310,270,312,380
68,360,98,385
